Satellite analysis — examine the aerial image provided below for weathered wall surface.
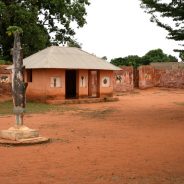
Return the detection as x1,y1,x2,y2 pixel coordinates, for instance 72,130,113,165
25,69,114,101
77,70,89,98
0,83,11,95
138,66,155,89
88,71,98,97
25,69,66,102
139,63,184,89
113,66,134,92
0,65,11,95
154,69,184,88
99,70,114,97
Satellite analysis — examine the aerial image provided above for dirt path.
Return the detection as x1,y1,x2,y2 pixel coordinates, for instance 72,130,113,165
0,88,184,184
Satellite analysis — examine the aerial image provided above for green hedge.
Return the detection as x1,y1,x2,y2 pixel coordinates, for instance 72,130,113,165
0,60,12,65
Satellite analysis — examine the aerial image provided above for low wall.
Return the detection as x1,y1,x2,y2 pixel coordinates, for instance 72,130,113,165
138,63,184,89
138,66,155,89
0,83,11,95
0,65,12,95
113,66,134,92
155,69,184,88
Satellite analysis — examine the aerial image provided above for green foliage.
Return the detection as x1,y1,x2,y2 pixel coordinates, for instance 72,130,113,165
0,60,11,65
67,38,82,48
141,49,177,65
0,100,80,115
6,26,23,36
101,56,108,60
0,0,90,60
179,51,184,61
140,0,184,53
111,55,142,67
110,49,178,67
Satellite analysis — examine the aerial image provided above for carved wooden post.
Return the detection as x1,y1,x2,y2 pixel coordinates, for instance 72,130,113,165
0,26,48,144
11,31,26,126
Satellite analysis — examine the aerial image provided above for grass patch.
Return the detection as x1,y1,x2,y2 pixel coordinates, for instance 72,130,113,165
0,100,80,115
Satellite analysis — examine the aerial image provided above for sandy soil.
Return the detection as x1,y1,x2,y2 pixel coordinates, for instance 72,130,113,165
0,88,184,184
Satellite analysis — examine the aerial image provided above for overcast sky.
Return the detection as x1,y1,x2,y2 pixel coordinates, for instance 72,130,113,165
75,0,180,60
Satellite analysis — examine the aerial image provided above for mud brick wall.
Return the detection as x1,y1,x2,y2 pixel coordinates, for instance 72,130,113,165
113,66,134,92
0,65,12,95
139,63,184,89
138,66,155,89
155,69,184,88
0,65,11,83
0,83,11,95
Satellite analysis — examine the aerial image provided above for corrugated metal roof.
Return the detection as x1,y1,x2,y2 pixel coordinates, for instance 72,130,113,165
23,46,120,70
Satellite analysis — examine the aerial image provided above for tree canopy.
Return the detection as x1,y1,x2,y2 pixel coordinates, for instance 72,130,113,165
110,49,178,67
140,0,184,58
111,55,142,68
0,0,89,60
67,38,82,48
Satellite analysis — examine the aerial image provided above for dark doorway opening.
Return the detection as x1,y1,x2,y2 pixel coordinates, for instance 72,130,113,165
65,70,77,99
133,68,139,88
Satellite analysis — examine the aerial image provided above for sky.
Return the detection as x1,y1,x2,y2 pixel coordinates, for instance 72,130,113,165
75,0,181,60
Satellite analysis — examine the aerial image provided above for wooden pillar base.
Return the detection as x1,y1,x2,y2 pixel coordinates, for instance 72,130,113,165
0,126,49,145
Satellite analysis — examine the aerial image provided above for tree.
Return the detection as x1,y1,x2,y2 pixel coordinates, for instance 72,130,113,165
179,52,184,61
111,49,178,67
111,55,142,68
67,38,82,48
0,0,90,60
101,56,108,60
141,49,178,65
140,0,184,54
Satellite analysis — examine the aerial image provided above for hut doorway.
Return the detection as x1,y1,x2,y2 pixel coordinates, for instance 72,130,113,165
65,70,77,99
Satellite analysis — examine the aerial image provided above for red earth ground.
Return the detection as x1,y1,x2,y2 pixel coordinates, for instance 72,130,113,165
0,88,184,184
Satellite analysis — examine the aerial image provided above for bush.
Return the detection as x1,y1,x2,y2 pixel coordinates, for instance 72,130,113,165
0,60,12,65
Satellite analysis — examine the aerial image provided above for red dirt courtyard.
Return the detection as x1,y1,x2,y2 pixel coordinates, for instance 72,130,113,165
0,88,184,184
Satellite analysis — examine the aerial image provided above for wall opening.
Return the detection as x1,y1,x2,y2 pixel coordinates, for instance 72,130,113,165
133,68,139,88
27,69,32,82
65,70,76,99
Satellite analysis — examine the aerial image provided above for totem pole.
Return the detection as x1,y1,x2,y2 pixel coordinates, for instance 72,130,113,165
0,26,48,144
7,26,27,126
